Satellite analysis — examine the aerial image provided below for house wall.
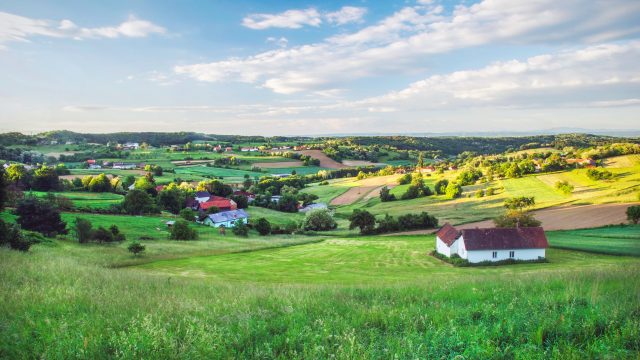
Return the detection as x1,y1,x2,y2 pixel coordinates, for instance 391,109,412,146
436,237,451,256
466,248,546,263
204,217,248,228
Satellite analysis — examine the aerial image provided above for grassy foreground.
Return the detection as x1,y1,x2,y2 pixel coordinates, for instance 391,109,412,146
1,232,639,358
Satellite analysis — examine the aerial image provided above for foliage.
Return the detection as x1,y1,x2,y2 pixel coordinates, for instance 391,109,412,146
254,218,272,236
74,217,93,244
32,165,60,191
169,220,198,240
231,219,249,237
15,196,67,237
555,180,574,195
179,208,196,222
444,182,462,199
0,219,31,252
127,241,146,256
397,173,412,185
434,179,449,195
494,210,542,228
627,206,640,224
379,186,396,202
504,196,535,211
230,194,248,209
122,190,157,215
485,187,495,196
302,209,337,231
0,168,7,210
474,189,485,198
348,209,377,235
456,169,482,186
586,168,613,181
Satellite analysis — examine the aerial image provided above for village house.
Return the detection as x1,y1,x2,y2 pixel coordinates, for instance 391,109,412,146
194,191,212,203
112,162,137,170
299,203,328,213
199,197,237,212
435,223,548,263
203,209,249,228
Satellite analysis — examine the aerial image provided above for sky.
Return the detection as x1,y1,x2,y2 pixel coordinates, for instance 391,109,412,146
0,0,639,135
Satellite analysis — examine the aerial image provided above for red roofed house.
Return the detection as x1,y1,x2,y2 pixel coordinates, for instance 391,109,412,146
199,196,237,212
435,223,548,263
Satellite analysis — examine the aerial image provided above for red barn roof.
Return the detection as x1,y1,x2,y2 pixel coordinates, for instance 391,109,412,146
200,197,237,211
436,223,460,246
461,227,549,250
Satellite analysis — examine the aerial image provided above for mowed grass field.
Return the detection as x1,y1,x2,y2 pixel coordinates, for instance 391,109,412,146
27,191,124,209
547,225,640,256
1,230,639,358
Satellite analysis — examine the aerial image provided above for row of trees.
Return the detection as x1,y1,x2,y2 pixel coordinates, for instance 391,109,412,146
348,209,438,235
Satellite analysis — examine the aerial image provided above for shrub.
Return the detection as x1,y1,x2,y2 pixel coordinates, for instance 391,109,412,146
555,180,574,195
15,196,67,237
232,219,249,237
74,217,93,244
494,211,541,228
586,168,613,181
179,208,196,222
444,182,462,199
127,241,146,256
230,194,249,209
303,209,337,231
375,214,400,233
397,174,412,185
434,179,449,195
110,225,126,242
379,186,396,202
627,205,640,224
122,189,157,215
170,220,198,240
474,189,485,198
349,209,377,235
255,218,271,236
0,219,31,252
485,187,495,196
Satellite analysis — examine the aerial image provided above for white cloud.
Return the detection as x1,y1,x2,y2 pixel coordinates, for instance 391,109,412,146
325,6,367,25
177,0,640,94
0,12,165,48
242,8,322,30
359,41,640,110
266,36,288,48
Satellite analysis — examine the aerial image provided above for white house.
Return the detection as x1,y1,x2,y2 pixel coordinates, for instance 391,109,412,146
203,209,249,228
435,223,548,263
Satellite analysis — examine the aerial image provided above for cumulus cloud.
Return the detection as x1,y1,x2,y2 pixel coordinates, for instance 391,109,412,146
266,36,289,48
177,0,640,94
325,6,367,25
242,8,322,30
359,41,640,110
0,12,165,48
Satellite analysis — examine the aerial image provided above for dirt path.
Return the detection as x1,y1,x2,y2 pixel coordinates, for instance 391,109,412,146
385,203,638,235
330,186,379,205
252,161,304,168
296,150,348,169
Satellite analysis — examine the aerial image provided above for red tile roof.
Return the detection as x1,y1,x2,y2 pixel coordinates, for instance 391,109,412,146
200,197,237,211
461,227,549,250
436,223,460,246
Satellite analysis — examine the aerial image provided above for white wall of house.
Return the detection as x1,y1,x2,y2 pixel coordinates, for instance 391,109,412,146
436,237,451,256
204,217,248,228
466,248,546,263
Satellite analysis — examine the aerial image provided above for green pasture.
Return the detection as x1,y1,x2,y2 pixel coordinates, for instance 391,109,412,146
547,225,640,256
26,191,124,209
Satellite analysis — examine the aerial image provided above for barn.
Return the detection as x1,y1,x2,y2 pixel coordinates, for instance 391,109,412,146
435,223,548,263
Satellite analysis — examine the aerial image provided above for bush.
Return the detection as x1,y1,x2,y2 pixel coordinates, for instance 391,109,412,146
494,211,541,228
627,205,640,224
555,180,574,195
303,209,337,231
397,174,412,185
379,186,396,202
179,208,196,222
127,241,146,256
255,218,271,236
586,168,613,181
92,226,114,243
485,187,495,196
348,209,377,235
122,189,157,215
230,194,249,209
475,189,485,198
444,182,462,199
170,220,198,240
434,179,449,195
74,217,93,244
15,196,67,237
232,219,249,237
110,225,126,242
0,219,31,252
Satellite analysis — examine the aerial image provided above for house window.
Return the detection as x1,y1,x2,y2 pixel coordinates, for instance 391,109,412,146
509,251,515,258
492,251,497,258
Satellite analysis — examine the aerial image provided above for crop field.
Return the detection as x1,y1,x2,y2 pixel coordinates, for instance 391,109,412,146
263,166,329,175
547,225,640,256
26,191,124,209
174,165,263,182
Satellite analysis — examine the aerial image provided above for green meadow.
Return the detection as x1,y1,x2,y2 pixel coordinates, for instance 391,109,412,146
547,225,640,256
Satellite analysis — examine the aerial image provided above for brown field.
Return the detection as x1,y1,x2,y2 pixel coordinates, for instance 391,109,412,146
46,151,79,158
605,155,640,168
385,203,638,235
296,150,347,169
330,175,401,205
253,161,304,168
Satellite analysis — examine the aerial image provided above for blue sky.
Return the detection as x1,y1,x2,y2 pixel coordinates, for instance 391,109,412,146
0,0,639,135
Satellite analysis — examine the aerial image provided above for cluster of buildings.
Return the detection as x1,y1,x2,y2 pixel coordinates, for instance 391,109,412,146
85,160,142,170
185,190,255,228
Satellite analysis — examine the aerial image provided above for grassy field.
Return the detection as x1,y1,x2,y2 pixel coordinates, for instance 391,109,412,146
26,191,124,209
547,225,640,256
1,231,638,358
174,165,263,182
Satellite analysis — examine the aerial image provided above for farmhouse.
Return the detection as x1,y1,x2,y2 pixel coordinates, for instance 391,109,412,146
199,197,237,212
435,223,548,263
203,209,249,228
113,162,137,170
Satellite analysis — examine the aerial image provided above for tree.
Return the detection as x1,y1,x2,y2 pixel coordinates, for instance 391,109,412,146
5,164,30,187
379,186,396,202
0,168,7,210
555,181,574,195
276,194,299,213
485,187,495,196
434,179,449,195
110,225,126,242
122,189,156,215
444,182,462,199
74,217,93,244
398,174,412,185
179,208,196,222
157,187,183,214
32,165,59,191
255,218,272,236
170,220,198,240
303,209,337,231
494,211,542,228
88,173,112,192
504,196,535,211
627,205,640,224
230,194,249,209
134,175,156,195
231,219,249,237
348,209,376,235
92,226,114,243
127,241,146,256
417,152,424,169
15,196,67,237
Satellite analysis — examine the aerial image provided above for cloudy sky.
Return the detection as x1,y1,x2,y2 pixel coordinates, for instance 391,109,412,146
0,0,639,135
